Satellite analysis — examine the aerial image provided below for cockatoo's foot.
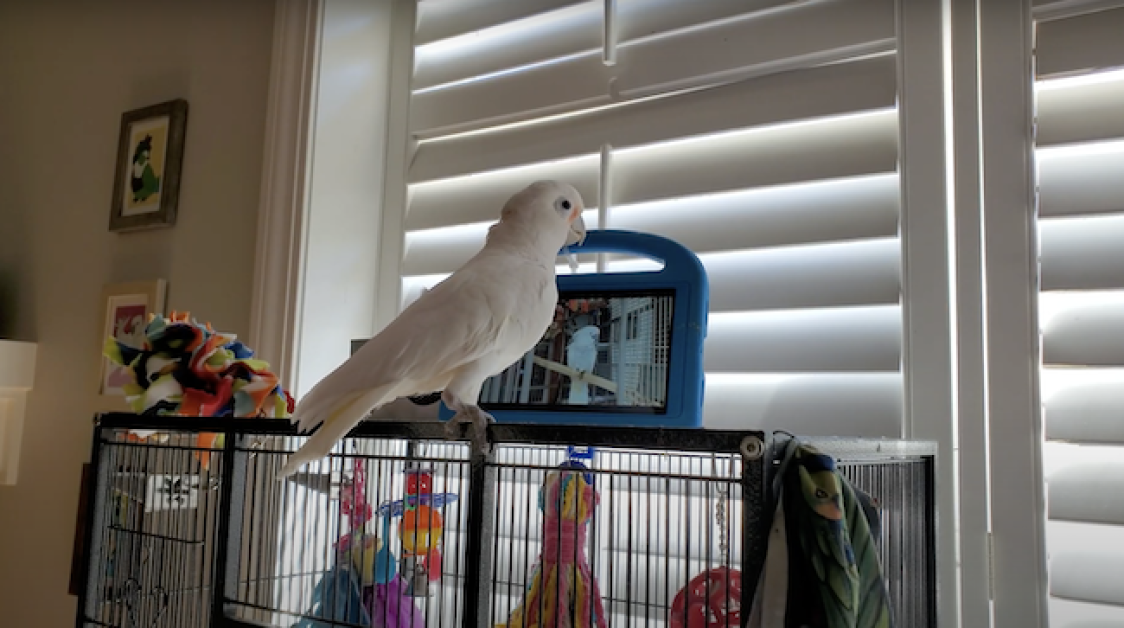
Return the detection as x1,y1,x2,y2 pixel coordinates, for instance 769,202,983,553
442,418,461,440
444,404,494,454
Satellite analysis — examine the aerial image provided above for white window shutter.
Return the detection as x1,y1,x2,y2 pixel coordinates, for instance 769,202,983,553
393,0,903,436
1035,4,1124,626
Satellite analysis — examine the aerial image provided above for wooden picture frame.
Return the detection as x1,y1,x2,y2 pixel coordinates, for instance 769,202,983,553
108,99,188,232
97,280,167,405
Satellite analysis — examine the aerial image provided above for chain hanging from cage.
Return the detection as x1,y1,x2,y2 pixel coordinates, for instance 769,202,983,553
712,455,733,566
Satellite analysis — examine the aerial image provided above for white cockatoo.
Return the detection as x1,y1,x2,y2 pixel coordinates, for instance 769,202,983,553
277,180,587,478
565,325,601,404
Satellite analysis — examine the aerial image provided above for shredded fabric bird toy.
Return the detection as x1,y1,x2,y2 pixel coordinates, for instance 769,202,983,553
103,311,295,468
502,462,607,628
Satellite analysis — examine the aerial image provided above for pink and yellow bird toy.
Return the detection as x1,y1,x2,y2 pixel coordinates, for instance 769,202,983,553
503,457,608,628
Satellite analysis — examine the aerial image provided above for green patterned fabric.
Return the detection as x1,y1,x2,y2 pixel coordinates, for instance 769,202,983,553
750,438,893,628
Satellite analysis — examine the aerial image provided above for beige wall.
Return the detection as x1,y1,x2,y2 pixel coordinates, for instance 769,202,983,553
0,0,275,623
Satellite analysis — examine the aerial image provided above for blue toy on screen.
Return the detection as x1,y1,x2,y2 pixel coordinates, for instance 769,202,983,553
438,229,709,428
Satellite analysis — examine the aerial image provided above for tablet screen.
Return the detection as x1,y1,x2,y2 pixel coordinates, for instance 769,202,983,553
479,289,675,415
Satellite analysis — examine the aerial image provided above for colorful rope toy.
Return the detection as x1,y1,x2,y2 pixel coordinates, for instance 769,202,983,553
102,311,295,468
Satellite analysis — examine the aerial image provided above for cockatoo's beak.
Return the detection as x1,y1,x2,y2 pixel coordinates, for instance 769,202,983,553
566,213,587,246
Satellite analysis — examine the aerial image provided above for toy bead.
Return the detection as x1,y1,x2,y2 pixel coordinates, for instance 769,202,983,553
425,548,442,583
399,505,444,555
405,469,433,497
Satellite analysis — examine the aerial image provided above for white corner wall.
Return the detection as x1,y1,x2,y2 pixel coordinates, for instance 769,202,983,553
293,0,396,398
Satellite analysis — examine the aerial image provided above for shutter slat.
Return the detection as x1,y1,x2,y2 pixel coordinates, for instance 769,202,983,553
1050,547,1124,607
456,542,741,604
617,0,791,43
410,0,895,136
491,556,747,618
610,174,900,254
1035,7,1124,79
614,0,895,98
414,1,599,92
1036,73,1124,146
410,56,898,184
1048,461,1124,525
1046,597,1124,628
1043,369,1124,445
1047,521,1124,611
406,155,600,232
408,105,898,233
401,267,617,303
700,238,900,312
1038,140,1124,218
705,306,901,373
404,173,900,278
404,237,901,312
1040,213,1124,291
411,52,609,137
414,0,801,93
613,108,898,206
402,209,598,276
415,0,586,47
1041,291,1124,366
472,491,743,555
1038,292,1124,366
703,373,903,436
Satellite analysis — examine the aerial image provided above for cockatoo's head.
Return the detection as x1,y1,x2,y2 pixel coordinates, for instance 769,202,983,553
497,180,588,250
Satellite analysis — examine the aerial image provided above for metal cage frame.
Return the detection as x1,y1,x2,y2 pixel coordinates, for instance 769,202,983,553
75,413,937,628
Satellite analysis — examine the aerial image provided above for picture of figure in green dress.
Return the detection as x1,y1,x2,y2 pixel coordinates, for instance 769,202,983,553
121,115,169,216
130,134,161,204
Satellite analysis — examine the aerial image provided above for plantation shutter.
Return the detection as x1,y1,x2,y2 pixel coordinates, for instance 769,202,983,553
1035,4,1124,626
396,0,903,437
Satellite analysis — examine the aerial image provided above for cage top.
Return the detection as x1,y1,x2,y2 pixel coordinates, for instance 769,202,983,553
94,412,768,454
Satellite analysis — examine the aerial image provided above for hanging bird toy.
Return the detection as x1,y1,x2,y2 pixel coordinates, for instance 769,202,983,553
503,448,607,628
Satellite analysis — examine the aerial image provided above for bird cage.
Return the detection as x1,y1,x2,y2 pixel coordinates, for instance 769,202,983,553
76,414,937,628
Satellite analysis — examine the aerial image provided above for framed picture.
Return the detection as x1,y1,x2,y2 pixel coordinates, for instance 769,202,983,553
108,99,188,232
98,280,167,400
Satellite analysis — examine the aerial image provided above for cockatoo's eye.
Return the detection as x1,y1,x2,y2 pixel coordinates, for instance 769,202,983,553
555,197,573,213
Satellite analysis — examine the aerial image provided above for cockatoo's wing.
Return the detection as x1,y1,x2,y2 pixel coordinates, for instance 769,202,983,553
566,325,600,373
566,344,598,373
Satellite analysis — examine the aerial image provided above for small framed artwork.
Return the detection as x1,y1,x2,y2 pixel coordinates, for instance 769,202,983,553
108,99,188,232
98,280,167,400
